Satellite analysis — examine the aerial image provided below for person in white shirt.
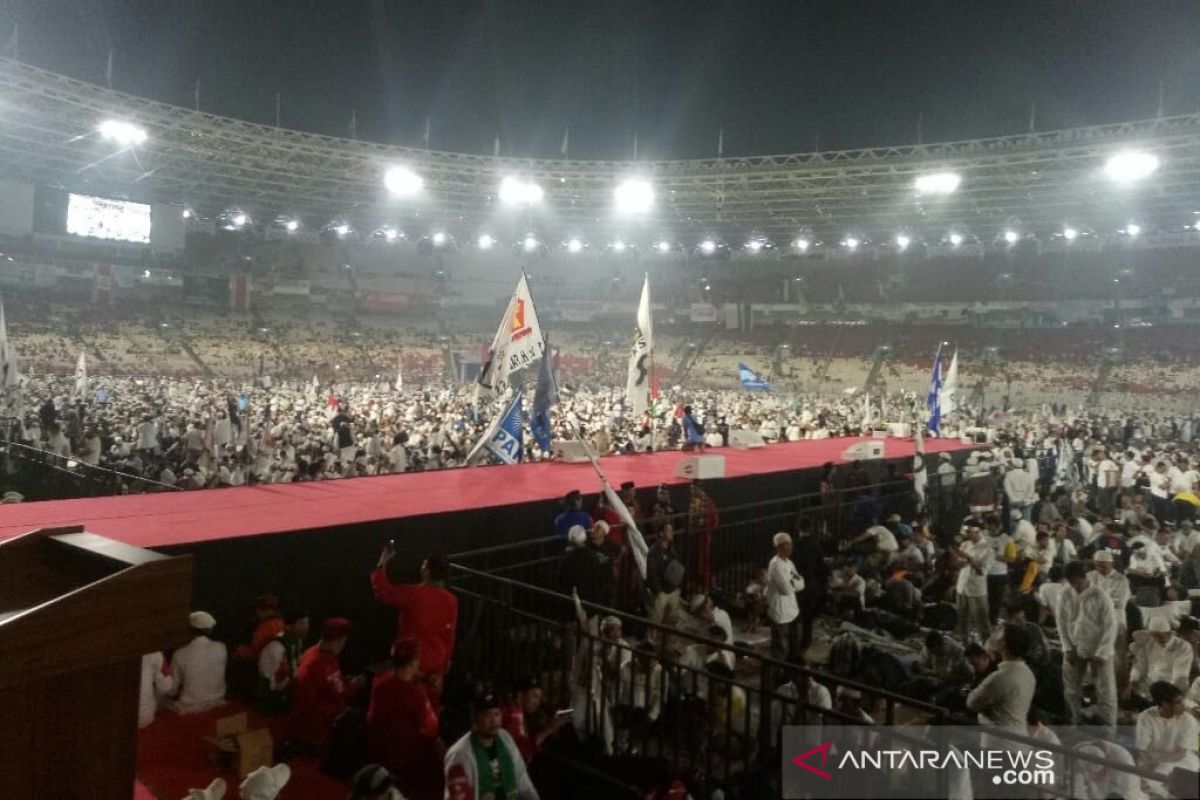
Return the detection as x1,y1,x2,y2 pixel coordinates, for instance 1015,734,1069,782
966,624,1036,735
1058,561,1117,728
771,670,832,747
828,561,867,613
847,522,898,577
138,651,173,728
767,532,805,663
1003,459,1037,519
1125,617,1194,705
164,611,228,714
1072,740,1146,800
983,515,1015,625
1091,449,1120,516
687,594,734,669
956,523,994,643
1010,510,1036,551
1135,681,1200,797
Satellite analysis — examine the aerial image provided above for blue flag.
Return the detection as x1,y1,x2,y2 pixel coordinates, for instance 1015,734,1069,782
531,344,558,451
483,391,524,464
738,362,771,391
926,344,944,435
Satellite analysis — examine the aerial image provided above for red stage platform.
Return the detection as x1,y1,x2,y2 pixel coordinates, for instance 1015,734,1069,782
0,437,971,549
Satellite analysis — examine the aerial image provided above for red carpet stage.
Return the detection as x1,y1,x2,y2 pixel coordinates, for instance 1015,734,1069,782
0,437,969,547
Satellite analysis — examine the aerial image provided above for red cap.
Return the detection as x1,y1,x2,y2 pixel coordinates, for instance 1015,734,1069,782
390,637,420,664
321,617,352,640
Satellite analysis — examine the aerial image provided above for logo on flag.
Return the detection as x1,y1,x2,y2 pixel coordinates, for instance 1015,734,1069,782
511,298,531,340
480,391,524,465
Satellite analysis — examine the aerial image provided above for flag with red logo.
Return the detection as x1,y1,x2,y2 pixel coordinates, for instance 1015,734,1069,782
477,273,544,399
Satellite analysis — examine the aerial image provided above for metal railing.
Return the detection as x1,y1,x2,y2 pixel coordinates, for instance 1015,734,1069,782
0,440,182,500
446,563,1180,799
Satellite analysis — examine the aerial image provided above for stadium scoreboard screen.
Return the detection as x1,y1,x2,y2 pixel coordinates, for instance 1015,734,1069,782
66,192,151,244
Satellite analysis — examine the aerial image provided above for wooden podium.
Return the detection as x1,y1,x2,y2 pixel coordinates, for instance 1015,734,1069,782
0,526,193,799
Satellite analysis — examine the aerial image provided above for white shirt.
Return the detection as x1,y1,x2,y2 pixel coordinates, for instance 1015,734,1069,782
866,525,898,553
966,659,1036,734
1057,584,1117,659
1011,519,1037,549
956,539,994,598
1037,581,1065,612
1128,548,1167,577
985,533,1012,576
1135,706,1200,773
1003,469,1036,505
1095,459,1119,489
168,635,228,713
1128,631,1193,693
767,554,805,624
138,652,172,729
1088,569,1131,614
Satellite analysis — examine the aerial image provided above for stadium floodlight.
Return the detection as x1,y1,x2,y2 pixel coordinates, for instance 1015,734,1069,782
844,237,860,251
612,240,627,253
382,227,399,241
432,231,447,246
181,208,194,220
656,240,671,254
1003,229,1019,244
477,234,495,250
1125,223,1141,237
566,238,584,254
895,234,911,250
231,212,248,228
523,235,540,253
747,239,764,252
498,176,544,206
285,219,300,232
914,171,961,196
614,178,654,214
334,223,351,237
98,119,148,146
793,238,810,252
699,239,717,255
1104,151,1159,184
384,165,424,197
948,232,964,246
1063,227,1078,241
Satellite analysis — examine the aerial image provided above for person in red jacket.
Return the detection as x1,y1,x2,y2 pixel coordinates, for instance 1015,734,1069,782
371,547,458,708
292,617,359,745
688,481,720,591
367,638,444,800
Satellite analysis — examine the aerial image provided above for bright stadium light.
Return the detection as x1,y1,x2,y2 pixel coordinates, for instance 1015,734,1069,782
1125,223,1141,237
231,212,248,228
523,235,540,252
382,227,399,241
793,238,810,252
614,178,654,214
181,208,194,220
747,239,764,252
98,119,148,146
1104,151,1159,184
613,240,627,253
384,165,424,197
1003,229,1019,244
1063,226,1078,241
895,234,911,250
334,223,351,237
499,176,544,206
914,171,961,196
844,237,860,251
699,239,717,255
477,234,495,250
285,219,300,232
566,238,583,254
432,231,446,246
656,240,671,254
948,232,964,247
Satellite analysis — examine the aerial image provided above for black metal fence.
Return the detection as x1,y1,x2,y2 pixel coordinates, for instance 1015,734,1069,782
0,440,180,500
446,564,1178,800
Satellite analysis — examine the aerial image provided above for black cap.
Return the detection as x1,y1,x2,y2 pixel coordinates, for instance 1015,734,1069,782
565,490,581,501
472,692,501,714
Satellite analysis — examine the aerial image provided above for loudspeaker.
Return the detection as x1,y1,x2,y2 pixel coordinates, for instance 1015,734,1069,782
886,423,912,438
553,441,593,463
729,429,766,449
674,454,726,480
840,441,885,460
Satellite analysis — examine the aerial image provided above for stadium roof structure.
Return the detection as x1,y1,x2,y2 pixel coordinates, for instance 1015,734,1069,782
3,56,1200,244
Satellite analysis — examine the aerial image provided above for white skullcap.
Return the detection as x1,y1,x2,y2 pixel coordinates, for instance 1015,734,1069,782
1147,616,1172,633
189,611,216,630
773,532,792,547
567,525,587,546
690,594,709,613
592,520,610,536
239,764,291,800
1093,549,1114,563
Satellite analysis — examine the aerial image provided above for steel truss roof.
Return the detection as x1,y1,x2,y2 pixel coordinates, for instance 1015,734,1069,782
2,56,1200,244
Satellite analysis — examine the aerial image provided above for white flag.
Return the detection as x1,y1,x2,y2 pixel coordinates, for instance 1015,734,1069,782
394,354,403,392
74,352,88,400
939,349,959,418
0,301,21,419
625,275,653,418
477,274,545,396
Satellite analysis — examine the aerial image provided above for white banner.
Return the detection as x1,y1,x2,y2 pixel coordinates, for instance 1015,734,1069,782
625,275,653,418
